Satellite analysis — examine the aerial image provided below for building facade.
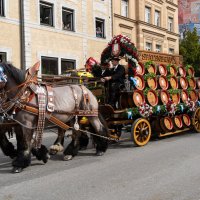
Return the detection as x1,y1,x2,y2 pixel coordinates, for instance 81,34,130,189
112,0,180,64
0,0,112,74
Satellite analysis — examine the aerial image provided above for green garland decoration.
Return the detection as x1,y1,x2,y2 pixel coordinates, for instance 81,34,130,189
144,73,156,81
144,60,155,69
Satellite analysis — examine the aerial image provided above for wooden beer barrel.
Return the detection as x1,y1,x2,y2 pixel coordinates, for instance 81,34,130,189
160,90,170,105
182,114,191,127
133,90,145,107
158,75,169,90
186,65,195,76
169,76,178,89
169,65,178,76
173,115,183,130
179,77,188,90
181,90,189,103
136,62,145,75
160,117,174,132
188,77,196,89
178,66,186,77
146,89,158,106
147,64,157,74
119,92,134,109
134,74,145,90
158,64,167,76
189,89,198,102
171,93,180,105
197,78,200,89
146,76,157,90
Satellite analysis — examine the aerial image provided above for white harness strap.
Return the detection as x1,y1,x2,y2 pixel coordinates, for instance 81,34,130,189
34,85,46,148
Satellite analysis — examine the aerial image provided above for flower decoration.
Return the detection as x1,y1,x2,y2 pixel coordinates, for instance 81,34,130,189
100,34,139,73
138,102,153,118
166,98,177,116
185,98,196,112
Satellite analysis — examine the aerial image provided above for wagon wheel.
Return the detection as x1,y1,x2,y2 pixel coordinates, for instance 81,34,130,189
192,107,200,133
131,118,151,146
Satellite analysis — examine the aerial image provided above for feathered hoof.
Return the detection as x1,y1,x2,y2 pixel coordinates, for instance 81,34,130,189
63,155,73,161
12,167,23,173
49,144,64,155
43,153,50,164
96,151,104,156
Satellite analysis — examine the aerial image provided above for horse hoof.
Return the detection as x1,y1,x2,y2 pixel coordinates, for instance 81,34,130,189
42,154,50,164
49,144,64,155
12,167,23,173
63,155,73,161
96,151,104,156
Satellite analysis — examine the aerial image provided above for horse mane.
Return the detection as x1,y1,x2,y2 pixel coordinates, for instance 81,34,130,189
0,62,26,84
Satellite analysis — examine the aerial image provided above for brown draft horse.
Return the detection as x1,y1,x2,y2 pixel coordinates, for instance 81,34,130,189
0,62,108,173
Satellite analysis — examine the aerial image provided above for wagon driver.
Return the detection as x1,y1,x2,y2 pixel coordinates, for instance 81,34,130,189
101,56,125,109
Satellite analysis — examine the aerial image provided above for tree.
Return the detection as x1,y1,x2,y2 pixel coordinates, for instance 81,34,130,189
179,28,200,76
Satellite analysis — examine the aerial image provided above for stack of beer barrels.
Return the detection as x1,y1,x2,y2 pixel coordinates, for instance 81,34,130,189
131,62,200,133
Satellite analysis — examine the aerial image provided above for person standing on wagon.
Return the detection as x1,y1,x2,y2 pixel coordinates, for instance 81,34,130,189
102,57,125,109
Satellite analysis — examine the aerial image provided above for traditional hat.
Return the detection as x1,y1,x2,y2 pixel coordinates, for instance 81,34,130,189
111,56,121,61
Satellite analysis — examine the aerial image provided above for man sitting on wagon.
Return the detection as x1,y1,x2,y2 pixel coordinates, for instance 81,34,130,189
101,56,125,109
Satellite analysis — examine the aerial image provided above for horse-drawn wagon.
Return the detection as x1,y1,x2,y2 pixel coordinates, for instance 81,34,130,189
0,34,199,173
63,34,200,147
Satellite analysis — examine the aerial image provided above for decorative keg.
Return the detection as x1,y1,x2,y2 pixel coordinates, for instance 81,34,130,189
173,115,183,130
169,76,178,89
158,75,169,90
158,64,167,76
146,89,158,107
178,66,186,77
187,76,196,89
181,90,189,103
182,114,191,127
160,117,174,132
136,62,145,75
189,89,198,102
134,74,145,90
133,90,145,107
160,90,170,105
179,77,188,90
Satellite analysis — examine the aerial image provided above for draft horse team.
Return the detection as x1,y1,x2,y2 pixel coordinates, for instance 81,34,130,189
0,62,109,173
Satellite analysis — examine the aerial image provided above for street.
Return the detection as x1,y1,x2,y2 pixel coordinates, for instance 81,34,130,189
0,130,200,200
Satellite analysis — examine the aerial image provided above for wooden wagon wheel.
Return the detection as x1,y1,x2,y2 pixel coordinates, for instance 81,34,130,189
192,107,200,133
131,118,151,146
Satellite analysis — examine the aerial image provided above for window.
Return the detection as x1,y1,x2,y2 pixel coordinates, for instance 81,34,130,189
155,10,160,26
0,0,4,16
0,52,6,62
61,59,76,74
145,6,151,23
41,56,58,75
146,42,152,51
62,7,74,31
156,44,161,52
169,48,174,54
96,18,105,38
40,1,53,26
168,17,173,32
121,0,128,17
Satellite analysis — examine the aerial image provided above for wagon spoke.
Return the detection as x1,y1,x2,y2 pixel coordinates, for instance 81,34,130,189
143,125,149,130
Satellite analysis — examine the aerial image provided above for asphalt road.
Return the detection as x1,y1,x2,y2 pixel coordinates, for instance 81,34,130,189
0,130,200,200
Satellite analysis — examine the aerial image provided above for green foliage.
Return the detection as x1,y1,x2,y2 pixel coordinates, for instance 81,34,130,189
144,60,154,69
168,89,180,95
144,73,156,81
179,28,200,77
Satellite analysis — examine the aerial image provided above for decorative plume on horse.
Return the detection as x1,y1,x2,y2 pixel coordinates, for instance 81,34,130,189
0,62,109,173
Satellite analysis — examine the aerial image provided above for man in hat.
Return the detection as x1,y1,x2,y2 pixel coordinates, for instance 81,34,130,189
102,57,125,108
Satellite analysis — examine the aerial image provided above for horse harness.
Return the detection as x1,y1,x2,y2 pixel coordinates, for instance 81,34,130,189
0,64,100,148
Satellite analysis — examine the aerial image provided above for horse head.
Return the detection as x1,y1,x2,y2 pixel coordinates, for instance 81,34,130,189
0,62,26,99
